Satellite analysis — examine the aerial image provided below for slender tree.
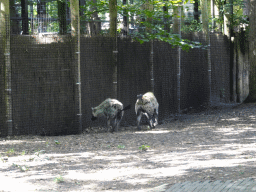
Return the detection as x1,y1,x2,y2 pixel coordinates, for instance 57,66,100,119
90,0,101,36
194,0,199,22
163,0,170,33
248,0,256,101
1,0,12,135
10,0,20,34
172,5,180,34
57,0,67,34
109,0,117,37
122,0,128,35
21,0,28,34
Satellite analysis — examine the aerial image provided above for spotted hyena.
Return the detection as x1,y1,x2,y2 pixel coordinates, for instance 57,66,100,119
91,98,131,133
135,92,159,130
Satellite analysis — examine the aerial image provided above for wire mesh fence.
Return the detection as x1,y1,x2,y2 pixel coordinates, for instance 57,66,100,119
117,38,152,126
210,33,230,103
0,31,232,136
0,13,11,136
154,41,178,119
80,37,116,129
0,20,7,136
0,1,233,137
10,35,76,136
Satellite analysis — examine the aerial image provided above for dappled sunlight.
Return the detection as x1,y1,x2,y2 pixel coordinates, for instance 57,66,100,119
32,33,64,44
236,124,254,127
248,115,256,119
65,166,187,185
219,117,240,121
0,139,46,145
189,125,213,129
2,135,256,192
135,130,170,134
214,127,254,132
192,122,209,125
0,174,39,191
1,103,256,191
61,139,256,190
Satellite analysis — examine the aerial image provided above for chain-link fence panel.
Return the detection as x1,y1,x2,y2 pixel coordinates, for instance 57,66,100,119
117,38,152,127
154,41,178,119
180,46,209,111
80,37,116,129
1,32,232,136
0,34,7,136
11,35,76,136
210,33,230,103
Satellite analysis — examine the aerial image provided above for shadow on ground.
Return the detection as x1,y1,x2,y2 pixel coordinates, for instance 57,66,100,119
1,102,256,191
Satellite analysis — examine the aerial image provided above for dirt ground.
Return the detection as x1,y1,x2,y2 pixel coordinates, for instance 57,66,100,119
1,102,256,192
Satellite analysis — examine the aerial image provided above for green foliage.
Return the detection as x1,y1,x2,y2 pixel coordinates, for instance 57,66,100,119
214,0,248,30
80,0,109,20
79,0,247,48
139,145,150,151
182,20,202,33
117,144,125,149
80,0,200,50
34,149,46,157
6,148,15,156
21,150,26,156
0,155,6,163
12,163,29,172
54,175,64,183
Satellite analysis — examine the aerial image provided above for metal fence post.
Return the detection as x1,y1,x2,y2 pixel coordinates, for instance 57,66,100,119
202,0,212,105
70,0,82,134
1,0,12,136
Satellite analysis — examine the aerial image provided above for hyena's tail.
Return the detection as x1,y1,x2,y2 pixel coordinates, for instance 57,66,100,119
122,104,131,111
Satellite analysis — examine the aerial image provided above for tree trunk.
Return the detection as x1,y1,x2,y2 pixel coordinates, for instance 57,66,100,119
194,0,199,22
248,0,256,101
57,0,67,35
143,0,153,33
10,0,21,34
109,0,117,37
0,0,12,136
163,0,170,33
172,5,180,34
122,0,128,36
21,0,28,34
89,0,101,36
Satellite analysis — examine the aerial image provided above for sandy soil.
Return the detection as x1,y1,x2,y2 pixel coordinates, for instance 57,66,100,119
1,102,256,192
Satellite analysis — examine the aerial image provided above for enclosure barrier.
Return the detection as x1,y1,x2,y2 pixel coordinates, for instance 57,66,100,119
0,32,231,136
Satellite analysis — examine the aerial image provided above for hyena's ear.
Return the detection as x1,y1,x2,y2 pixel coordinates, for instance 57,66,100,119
137,94,143,100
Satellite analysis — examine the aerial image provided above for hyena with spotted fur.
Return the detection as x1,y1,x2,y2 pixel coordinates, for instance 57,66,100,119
135,92,159,130
91,98,131,133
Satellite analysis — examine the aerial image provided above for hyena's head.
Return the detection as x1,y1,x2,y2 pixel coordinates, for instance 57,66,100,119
91,107,98,121
137,94,143,100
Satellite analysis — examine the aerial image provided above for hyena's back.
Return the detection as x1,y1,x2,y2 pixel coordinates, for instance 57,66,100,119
94,98,123,118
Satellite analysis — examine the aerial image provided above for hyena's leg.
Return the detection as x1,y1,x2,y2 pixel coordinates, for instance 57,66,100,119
110,113,119,133
110,119,115,133
144,113,154,128
153,108,158,127
137,110,143,130
107,117,111,132
115,110,124,132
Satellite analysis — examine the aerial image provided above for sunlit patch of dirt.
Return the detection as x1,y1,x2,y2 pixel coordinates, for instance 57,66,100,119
1,102,256,192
